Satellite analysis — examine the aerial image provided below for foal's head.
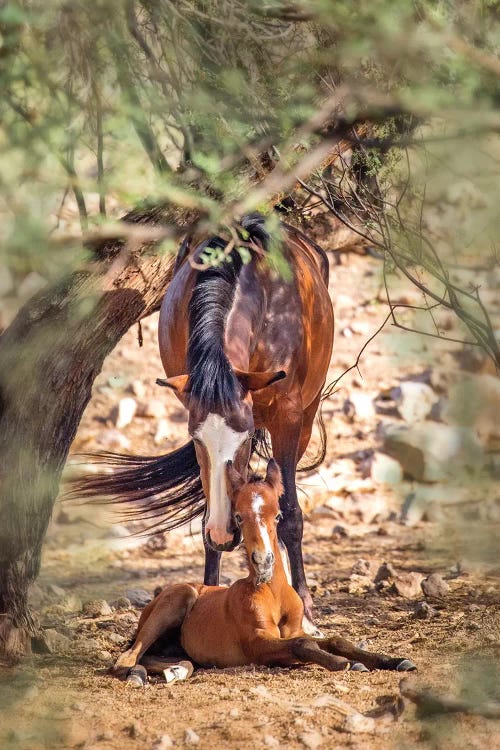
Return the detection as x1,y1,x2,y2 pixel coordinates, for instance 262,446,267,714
226,458,283,585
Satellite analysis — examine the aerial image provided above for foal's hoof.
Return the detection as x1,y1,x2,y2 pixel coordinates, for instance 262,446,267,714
396,659,417,672
350,662,370,672
126,665,148,687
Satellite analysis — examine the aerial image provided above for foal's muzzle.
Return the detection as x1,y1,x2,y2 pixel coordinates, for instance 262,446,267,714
252,551,275,584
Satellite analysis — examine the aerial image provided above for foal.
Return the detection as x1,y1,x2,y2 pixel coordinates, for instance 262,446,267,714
113,460,415,683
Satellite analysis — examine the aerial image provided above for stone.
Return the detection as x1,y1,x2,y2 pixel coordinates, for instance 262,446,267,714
351,559,372,576
107,633,127,645
129,379,146,399
299,731,323,749
370,452,403,485
395,381,438,423
348,575,373,595
153,736,174,750
113,397,137,429
421,573,450,599
125,588,152,608
126,721,143,739
184,728,200,745
110,596,131,610
97,650,113,662
381,422,485,482
348,391,376,421
82,599,112,618
18,271,47,300
32,628,71,654
60,593,83,613
374,562,396,583
393,572,425,599
413,601,436,620
263,736,280,747
96,429,131,451
154,418,170,445
140,399,167,419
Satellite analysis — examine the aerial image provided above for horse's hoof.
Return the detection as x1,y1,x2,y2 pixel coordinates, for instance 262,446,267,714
126,665,147,687
302,616,324,638
163,660,194,684
396,659,417,672
350,662,370,672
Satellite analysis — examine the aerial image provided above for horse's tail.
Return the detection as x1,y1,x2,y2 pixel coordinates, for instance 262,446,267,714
63,441,204,534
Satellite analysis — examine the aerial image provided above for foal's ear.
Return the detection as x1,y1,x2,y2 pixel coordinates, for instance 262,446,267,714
226,460,245,497
156,374,189,393
234,369,286,393
265,458,283,495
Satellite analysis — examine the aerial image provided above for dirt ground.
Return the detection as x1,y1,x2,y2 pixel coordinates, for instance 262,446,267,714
1,246,499,750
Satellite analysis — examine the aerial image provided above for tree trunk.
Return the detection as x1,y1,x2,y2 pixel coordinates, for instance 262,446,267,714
0,210,184,661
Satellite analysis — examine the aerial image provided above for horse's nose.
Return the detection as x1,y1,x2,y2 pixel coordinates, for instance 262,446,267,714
252,551,275,567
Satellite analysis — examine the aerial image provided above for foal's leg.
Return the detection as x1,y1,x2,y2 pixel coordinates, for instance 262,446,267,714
320,636,416,672
245,634,349,671
113,583,198,678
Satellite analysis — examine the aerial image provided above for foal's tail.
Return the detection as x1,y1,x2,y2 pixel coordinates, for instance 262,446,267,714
64,441,205,534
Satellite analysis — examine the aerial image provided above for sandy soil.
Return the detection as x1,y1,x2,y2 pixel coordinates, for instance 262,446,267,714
1,247,499,750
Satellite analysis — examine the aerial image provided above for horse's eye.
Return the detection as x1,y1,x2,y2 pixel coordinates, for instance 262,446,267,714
235,513,242,525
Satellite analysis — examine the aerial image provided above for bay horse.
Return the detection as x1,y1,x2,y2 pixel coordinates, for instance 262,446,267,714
113,460,415,683
70,213,333,628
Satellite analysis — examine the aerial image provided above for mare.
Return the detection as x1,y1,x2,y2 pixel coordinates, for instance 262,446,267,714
113,459,415,682
70,213,334,626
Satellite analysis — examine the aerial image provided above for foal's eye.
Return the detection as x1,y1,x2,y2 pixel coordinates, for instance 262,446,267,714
234,513,242,525
275,512,282,523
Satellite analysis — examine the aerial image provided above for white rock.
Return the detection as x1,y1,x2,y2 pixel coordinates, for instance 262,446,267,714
348,391,377,421
154,418,170,445
184,728,200,745
129,379,146,398
140,399,167,419
153,735,173,750
370,452,403,485
114,397,137,429
396,381,438,423
96,429,131,451
264,736,280,747
299,731,323,749
17,271,47,300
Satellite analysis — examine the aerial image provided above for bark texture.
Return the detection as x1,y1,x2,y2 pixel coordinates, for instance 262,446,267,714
0,206,189,661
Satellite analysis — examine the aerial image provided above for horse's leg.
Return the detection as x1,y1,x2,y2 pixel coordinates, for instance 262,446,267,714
112,583,198,679
245,634,349,671
320,635,416,672
203,539,222,586
269,396,313,622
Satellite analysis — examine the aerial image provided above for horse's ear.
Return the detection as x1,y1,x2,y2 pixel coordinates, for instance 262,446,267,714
234,369,286,392
226,460,245,497
265,458,283,495
156,374,189,393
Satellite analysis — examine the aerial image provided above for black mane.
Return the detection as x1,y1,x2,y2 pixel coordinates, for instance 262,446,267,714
187,214,269,412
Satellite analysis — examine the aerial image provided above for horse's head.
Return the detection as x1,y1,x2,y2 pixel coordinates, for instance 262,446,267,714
158,369,285,552
226,458,283,584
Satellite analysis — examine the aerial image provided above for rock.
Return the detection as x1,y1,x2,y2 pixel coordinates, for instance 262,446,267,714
113,397,137,429
393,572,425,599
129,379,146,399
96,429,131,451
370,452,403,485
184,728,200,745
107,633,127,645
32,628,71,654
126,721,143,739
97,730,114,741
395,381,438,423
347,391,376,421
229,708,239,718
82,599,112,618
140,399,167,419
153,736,174,750
381,422,484,482
97,650,113,662
299,731,323,749
18,271,47,300
264,736,280,747
351,559,372,576
60,593,83,613
348,575,373,595
125,588,152,608
110,596,131,610
374,562,396,583
413,601,436,620
154,418,170,445
421,573,450,599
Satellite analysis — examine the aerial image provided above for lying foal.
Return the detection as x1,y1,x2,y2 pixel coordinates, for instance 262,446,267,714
113,459,415,684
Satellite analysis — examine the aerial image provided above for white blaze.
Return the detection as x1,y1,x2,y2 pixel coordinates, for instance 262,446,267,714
195,413,248,545
251,492,273,560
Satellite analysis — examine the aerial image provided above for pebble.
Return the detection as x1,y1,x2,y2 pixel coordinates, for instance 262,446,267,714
413,601,436,620
97,650,113,662
140,399,167,419
96,429,131,451
110,596,131,610
393,572,425,599
374,562,396,583
152,735,173,750
347,391,376,421
229,708,239,718
129,379,146,399
184,728,200,745
126,721,143,739
114,397,137,429
299,731,323,749
82,599,113,618
370,452,403,485
264,736,280,747
154,418,170,444
107,633,127,645
125,588,152,608
421,573,450,599
396,381,438,423
351,559,371,576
